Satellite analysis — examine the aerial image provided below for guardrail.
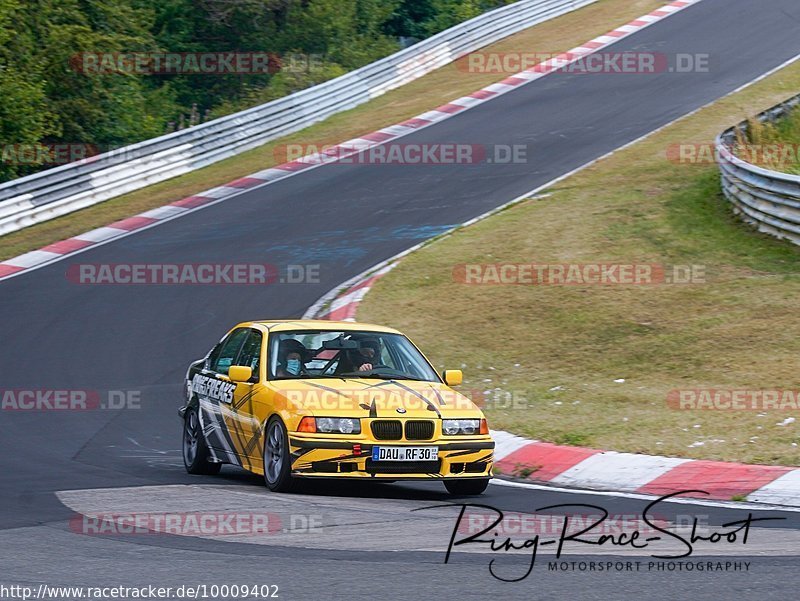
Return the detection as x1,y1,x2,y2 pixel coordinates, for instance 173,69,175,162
716,94,800,246
0,0,596,236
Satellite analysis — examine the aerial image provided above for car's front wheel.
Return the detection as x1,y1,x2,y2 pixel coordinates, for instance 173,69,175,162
263,417,295,492
182,407,221,475
444,478,489,496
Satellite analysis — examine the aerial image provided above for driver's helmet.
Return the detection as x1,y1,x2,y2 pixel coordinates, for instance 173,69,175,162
349,335,381,365
278,338,309,365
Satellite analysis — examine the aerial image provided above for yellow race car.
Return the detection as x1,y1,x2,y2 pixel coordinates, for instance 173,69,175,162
180,320,494,495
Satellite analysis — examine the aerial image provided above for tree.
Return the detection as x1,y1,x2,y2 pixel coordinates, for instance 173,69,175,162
0,0,502,182
0,0,55,179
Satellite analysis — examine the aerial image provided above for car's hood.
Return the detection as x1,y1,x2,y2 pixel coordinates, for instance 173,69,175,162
271,378,482,419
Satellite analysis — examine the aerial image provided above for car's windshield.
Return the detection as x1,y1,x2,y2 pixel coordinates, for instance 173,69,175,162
268,330,440,382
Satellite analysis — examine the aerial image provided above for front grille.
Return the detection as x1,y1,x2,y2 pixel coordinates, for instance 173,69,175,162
404,420,434,440
365,459,441,474
371,420,402,440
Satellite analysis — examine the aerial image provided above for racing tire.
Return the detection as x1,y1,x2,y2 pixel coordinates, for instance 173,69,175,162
444,478,490,496
182,407,222,475
263,416,295,492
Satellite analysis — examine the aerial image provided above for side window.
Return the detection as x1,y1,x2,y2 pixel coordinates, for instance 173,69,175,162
210,328,249,375
375,338,398,370
388,338,426,376
206,342,223,369
235,330,262,380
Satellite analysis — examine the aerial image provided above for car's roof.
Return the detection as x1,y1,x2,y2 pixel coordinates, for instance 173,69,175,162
242,319,403,335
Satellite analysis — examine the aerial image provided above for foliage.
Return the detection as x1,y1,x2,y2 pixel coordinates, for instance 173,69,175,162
0,0,500,181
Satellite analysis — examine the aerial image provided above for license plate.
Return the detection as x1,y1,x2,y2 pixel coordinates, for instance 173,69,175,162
371,446,438,461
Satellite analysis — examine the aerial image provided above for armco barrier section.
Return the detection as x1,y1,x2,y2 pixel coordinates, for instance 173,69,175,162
717,94,800,246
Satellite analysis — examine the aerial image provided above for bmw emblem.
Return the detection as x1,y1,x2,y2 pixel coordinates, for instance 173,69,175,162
396,408,407,414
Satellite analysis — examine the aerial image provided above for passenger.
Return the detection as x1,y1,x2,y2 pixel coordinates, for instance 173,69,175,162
276,339,308,378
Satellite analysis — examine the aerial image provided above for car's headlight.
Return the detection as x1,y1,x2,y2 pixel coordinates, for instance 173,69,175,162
311,417,361,434
442,418,487,435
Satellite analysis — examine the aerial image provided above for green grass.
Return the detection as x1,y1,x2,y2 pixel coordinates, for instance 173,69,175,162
512,464,538,479
737,104,800,174
359,60,800,466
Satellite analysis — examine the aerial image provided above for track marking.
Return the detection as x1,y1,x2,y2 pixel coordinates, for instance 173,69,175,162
490,478,800,513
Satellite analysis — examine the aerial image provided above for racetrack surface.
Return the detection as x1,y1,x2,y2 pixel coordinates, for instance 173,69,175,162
3,477,799,600
2,0,800,597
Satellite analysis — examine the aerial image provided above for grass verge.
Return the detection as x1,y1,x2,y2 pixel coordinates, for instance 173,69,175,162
0,0,666,262
738,104,800,174
358,60,800,466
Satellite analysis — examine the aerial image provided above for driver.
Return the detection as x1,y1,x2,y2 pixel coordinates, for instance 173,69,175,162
350,337,383,372
276,339,309,377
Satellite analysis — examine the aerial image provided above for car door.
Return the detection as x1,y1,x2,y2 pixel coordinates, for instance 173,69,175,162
226,328,267,470
192,327,249,466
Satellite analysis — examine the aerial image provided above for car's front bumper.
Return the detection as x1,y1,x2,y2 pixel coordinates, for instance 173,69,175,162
288,436,494,479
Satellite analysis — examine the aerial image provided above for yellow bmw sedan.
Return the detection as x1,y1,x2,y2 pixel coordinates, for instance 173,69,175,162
180,320,494,495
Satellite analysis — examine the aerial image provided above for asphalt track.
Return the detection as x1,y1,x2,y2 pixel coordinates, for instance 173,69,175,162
2,0,800,598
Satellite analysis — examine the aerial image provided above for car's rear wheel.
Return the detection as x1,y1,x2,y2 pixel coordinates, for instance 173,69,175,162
263,417,295,492
444,478,489,496
182,407,221,475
